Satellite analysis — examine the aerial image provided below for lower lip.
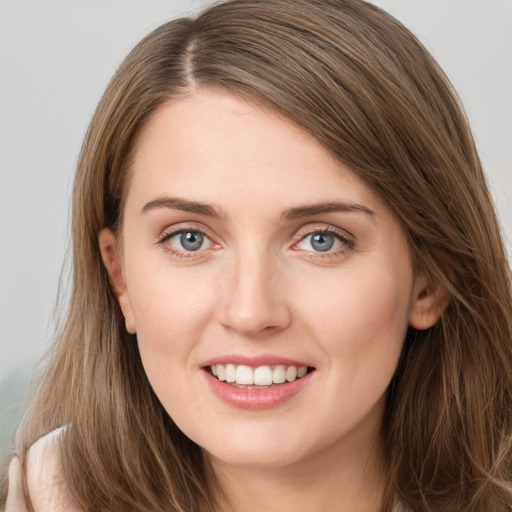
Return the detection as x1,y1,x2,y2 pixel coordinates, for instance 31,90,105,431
203,370,314,410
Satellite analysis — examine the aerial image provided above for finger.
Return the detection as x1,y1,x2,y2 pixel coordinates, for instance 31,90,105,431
5,457,29,512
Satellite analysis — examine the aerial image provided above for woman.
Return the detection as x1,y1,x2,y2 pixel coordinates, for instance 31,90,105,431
3,0,512,510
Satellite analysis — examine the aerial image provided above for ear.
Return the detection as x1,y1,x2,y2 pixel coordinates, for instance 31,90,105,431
98,228,136,334
408,274,448,330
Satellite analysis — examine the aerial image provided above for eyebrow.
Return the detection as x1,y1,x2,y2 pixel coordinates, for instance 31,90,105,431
141,197,225,218
141,196,374,221
281,201,375,220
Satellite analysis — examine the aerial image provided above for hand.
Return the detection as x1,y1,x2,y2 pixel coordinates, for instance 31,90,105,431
5,432,84,512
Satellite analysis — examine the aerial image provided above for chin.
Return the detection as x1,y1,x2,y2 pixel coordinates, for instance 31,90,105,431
206,445,305,470
195,427,316,470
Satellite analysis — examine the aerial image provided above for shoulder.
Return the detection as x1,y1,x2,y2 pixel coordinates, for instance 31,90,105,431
26,427,84,511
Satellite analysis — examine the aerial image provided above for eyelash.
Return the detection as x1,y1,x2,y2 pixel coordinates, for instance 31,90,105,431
157,224,354,260
157,225,216,259
293,226,354,260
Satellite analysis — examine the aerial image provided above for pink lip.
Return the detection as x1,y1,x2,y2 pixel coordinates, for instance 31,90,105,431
201,354,311,368
202,368,315,410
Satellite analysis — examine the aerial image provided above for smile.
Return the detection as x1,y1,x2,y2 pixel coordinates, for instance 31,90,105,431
210,364,310,388
203,360,316,410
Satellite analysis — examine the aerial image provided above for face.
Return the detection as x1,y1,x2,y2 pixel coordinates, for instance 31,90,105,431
100,89,438,471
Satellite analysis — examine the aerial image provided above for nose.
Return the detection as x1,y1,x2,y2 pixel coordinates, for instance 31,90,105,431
217,250,291,338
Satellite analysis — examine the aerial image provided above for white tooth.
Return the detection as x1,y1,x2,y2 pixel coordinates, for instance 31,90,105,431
217,364,226,381
225,364,236,383
297,366,308,378
286,366,297,382
254,366,273,386
211,365,218,377
272,365,286,384
235,365,254,385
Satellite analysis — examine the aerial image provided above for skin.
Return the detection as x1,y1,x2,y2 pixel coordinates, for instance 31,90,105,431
6,89,441,511
6,440,84,512
100,89,440,511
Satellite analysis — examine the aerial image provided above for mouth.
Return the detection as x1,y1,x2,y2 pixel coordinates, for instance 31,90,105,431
206,363,315,389
202,358,316,410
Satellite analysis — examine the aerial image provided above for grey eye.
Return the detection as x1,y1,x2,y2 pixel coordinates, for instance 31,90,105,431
180,231,205,251
296,230,347,254
163,229,214,255
310,233,335,252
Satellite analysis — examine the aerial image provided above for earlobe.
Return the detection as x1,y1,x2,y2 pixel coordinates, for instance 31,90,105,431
98,229,136,334
408,274,448,330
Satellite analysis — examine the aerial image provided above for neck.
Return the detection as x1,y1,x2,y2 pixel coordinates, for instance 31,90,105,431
205,422,386,512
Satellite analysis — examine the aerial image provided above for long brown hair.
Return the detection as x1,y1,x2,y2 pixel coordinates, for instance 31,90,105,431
4,0,512,510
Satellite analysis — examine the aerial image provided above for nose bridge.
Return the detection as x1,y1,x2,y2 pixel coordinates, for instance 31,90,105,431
218,242,290,337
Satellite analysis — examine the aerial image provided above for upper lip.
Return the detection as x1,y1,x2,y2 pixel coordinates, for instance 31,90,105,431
201,354,313,368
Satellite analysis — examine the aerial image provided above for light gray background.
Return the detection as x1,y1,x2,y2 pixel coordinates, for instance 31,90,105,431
1,0,511,454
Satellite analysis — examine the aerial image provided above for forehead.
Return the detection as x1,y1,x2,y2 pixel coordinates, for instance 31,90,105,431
125,89,387,219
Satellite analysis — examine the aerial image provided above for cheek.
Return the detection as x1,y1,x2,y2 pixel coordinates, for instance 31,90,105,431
124,261,218,379
295,267,412,371
291,269,412,442
125,267,215,423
